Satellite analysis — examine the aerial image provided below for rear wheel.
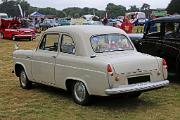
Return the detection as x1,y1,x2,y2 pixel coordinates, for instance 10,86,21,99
0,33,4,39
19,69,32,89
72,81,90,105
29,38,32,41
12,35,16,41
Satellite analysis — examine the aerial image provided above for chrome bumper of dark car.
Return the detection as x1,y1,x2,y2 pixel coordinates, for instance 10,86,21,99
105,80,169,95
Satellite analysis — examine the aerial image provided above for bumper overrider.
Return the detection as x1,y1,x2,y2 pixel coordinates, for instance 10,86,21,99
105,80,169,95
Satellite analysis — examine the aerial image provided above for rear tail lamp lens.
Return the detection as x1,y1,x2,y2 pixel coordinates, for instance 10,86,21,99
107,64,113,74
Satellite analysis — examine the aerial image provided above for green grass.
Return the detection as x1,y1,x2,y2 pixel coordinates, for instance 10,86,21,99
0,38,180,120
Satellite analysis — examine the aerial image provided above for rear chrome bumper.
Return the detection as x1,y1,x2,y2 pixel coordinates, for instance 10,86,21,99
105,80,169,95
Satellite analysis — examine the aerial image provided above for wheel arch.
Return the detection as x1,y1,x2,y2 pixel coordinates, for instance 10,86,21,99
65,77,91,95
14,62,27,77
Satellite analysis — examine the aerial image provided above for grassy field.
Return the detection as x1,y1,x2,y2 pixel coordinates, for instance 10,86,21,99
0,38,180,120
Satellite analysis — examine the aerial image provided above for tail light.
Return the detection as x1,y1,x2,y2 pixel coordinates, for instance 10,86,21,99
162,59,167,69
107,64,113,75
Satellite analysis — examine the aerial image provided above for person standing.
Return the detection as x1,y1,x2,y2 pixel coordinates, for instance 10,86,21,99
120,17,133,33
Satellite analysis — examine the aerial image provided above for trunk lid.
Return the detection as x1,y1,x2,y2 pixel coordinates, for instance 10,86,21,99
96,51,159,74
96,51,161,87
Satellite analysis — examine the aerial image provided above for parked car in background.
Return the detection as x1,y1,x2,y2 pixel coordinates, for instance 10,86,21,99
20,18,40,33
39,19,59,30
0,13,8,19
133,15,180,80
128,33,143,50
82,20,103,25
0,18,35,41
57,18,70,26
13,25,169,105
126,12,146,26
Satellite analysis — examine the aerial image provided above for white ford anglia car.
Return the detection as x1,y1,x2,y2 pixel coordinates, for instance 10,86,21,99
13,25,169,105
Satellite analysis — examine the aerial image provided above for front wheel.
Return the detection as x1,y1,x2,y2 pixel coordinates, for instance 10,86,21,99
12,35,16,41
19,69,32,89
72,81,90,105
0,33,4,39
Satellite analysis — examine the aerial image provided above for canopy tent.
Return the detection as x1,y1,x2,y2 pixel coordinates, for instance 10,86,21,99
30,11,45,17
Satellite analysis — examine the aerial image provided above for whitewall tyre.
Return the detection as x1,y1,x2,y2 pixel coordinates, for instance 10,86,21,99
72,81,90,106
19,70,32,89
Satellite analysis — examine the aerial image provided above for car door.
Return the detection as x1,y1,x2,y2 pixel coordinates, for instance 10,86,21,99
161,38,179,73
140,22,162,56
55,34,76,88
32,33,60,85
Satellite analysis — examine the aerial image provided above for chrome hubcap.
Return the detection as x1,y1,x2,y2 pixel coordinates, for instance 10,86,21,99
20,71,27,87
12,36,15,41
74,82,86,102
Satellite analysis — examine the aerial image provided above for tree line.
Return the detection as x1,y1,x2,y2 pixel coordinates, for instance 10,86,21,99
0,0,178,18
0,0,126,18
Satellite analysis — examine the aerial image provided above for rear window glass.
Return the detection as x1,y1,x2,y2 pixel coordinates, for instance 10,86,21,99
90,34,134,53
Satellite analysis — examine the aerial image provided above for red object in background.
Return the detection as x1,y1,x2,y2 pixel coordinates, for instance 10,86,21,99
120,20,133,33
0,18,35,41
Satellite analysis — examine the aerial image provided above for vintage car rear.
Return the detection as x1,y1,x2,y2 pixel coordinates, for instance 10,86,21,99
97,52,169,95
88,27,169,95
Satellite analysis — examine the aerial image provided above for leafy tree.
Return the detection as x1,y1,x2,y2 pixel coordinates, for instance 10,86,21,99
63,7,82,18
106,3,126,18
167,0,180,14
18,0,31,17
0,0,117,18
141,3,150,11
140,3,151,18
0,0,19,17
128,5,139,12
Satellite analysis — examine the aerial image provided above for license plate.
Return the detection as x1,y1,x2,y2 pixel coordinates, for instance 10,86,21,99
128,75,150,84
136,82,148,87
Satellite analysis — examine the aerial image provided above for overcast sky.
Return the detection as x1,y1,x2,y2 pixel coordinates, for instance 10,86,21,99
26,0,171,10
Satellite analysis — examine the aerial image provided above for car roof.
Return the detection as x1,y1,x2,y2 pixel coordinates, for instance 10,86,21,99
46,25,126,36
45,25,128,56
152,15,180,23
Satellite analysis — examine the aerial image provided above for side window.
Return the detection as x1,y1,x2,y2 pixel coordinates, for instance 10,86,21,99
165,22,177,39
61,35,75,54
39,34,59,52
146,22,161,39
